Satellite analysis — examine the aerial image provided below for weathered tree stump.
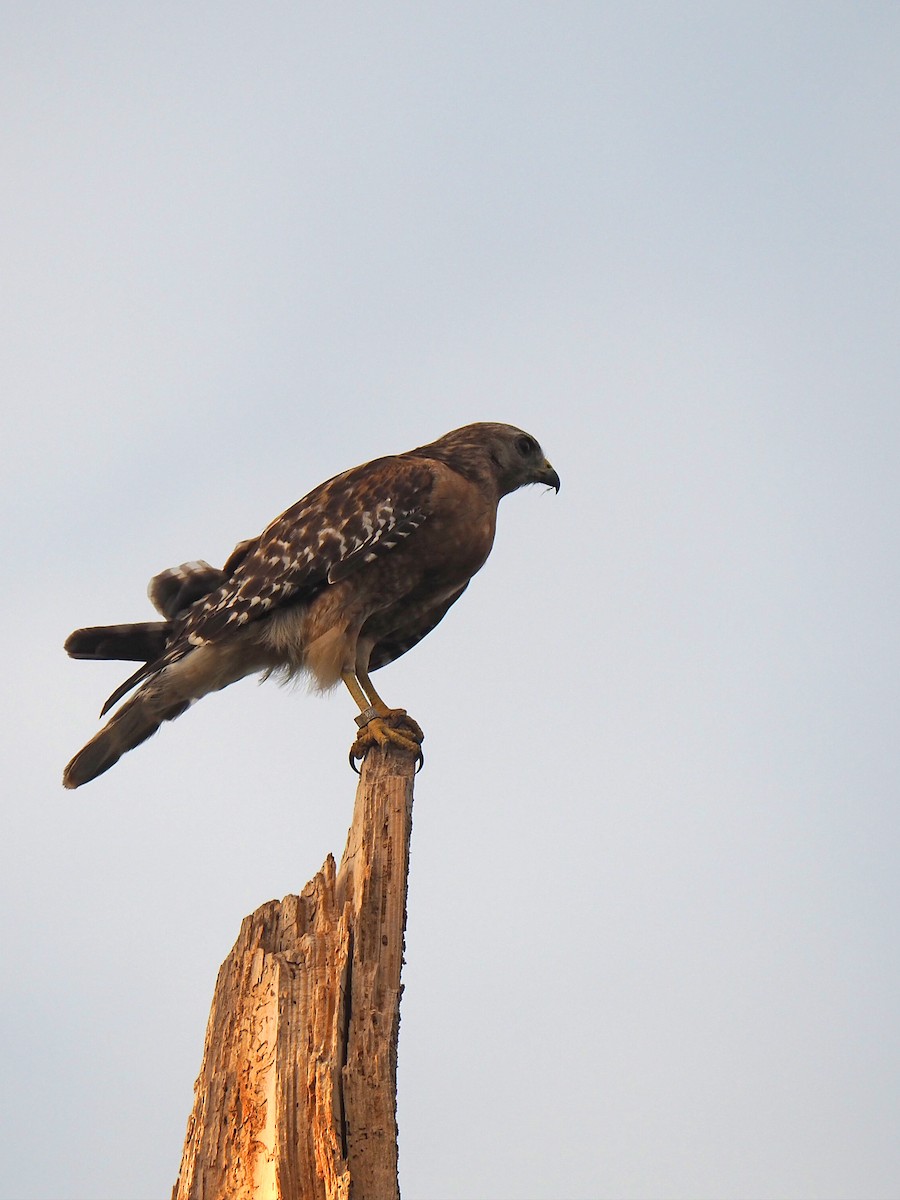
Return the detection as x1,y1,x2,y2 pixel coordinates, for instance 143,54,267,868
171,740,418,1200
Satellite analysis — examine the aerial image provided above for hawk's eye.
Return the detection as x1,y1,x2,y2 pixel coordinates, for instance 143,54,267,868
516,435,537,457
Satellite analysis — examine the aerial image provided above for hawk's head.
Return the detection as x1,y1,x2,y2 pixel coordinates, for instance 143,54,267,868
412,421,560,498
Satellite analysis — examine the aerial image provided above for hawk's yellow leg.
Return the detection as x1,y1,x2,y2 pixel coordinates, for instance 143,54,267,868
342,670,424,769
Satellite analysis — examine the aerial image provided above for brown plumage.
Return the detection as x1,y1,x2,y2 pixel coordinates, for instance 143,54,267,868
63,422,559,788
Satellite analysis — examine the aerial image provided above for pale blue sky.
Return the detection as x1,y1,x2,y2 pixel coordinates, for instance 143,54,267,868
2,4,899,1197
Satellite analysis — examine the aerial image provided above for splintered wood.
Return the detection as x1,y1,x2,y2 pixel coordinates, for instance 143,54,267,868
171,745,416,1200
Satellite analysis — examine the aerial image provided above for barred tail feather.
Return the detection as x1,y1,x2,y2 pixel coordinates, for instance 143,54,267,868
64,640,264,788
65,622,170,663
63,689,191,790
147,560,228,619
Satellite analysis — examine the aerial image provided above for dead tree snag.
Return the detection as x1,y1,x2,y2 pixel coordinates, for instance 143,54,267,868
172,740,417,1200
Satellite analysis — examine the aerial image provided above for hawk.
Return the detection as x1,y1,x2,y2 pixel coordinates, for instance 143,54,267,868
63,421,559,788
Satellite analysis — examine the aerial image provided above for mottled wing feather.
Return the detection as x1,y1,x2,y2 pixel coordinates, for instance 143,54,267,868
326,510,426,583
221,538,256,576
183,455,437,645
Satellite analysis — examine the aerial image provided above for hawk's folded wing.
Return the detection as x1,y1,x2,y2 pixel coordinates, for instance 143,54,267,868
184,455,437,645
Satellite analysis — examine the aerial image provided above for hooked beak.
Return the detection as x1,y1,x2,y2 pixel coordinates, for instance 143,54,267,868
537,459,561,493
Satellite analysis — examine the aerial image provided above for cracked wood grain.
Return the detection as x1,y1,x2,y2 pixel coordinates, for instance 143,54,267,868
171,742,416,1200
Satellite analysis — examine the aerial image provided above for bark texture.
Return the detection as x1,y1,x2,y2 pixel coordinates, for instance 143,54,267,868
171,742,416,1200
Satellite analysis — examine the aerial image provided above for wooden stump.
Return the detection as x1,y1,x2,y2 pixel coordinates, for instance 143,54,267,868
171,741,417,1200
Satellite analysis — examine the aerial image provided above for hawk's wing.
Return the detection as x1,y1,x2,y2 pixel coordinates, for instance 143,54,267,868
369,583,469,670
183,455,437,645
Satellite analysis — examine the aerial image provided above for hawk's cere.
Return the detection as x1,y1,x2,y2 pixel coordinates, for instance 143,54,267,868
63,422,560,788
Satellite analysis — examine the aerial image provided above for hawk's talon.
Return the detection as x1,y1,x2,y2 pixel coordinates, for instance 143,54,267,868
348,708,424,771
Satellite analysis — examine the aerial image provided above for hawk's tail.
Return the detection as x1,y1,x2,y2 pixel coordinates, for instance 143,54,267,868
63,558,230,665
65,622,170,664
63,682,191,790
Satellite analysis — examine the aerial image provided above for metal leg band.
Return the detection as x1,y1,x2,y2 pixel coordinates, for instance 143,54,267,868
354,705,379,729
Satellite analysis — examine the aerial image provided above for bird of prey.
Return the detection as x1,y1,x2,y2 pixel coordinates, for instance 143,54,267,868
63,421,559,788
